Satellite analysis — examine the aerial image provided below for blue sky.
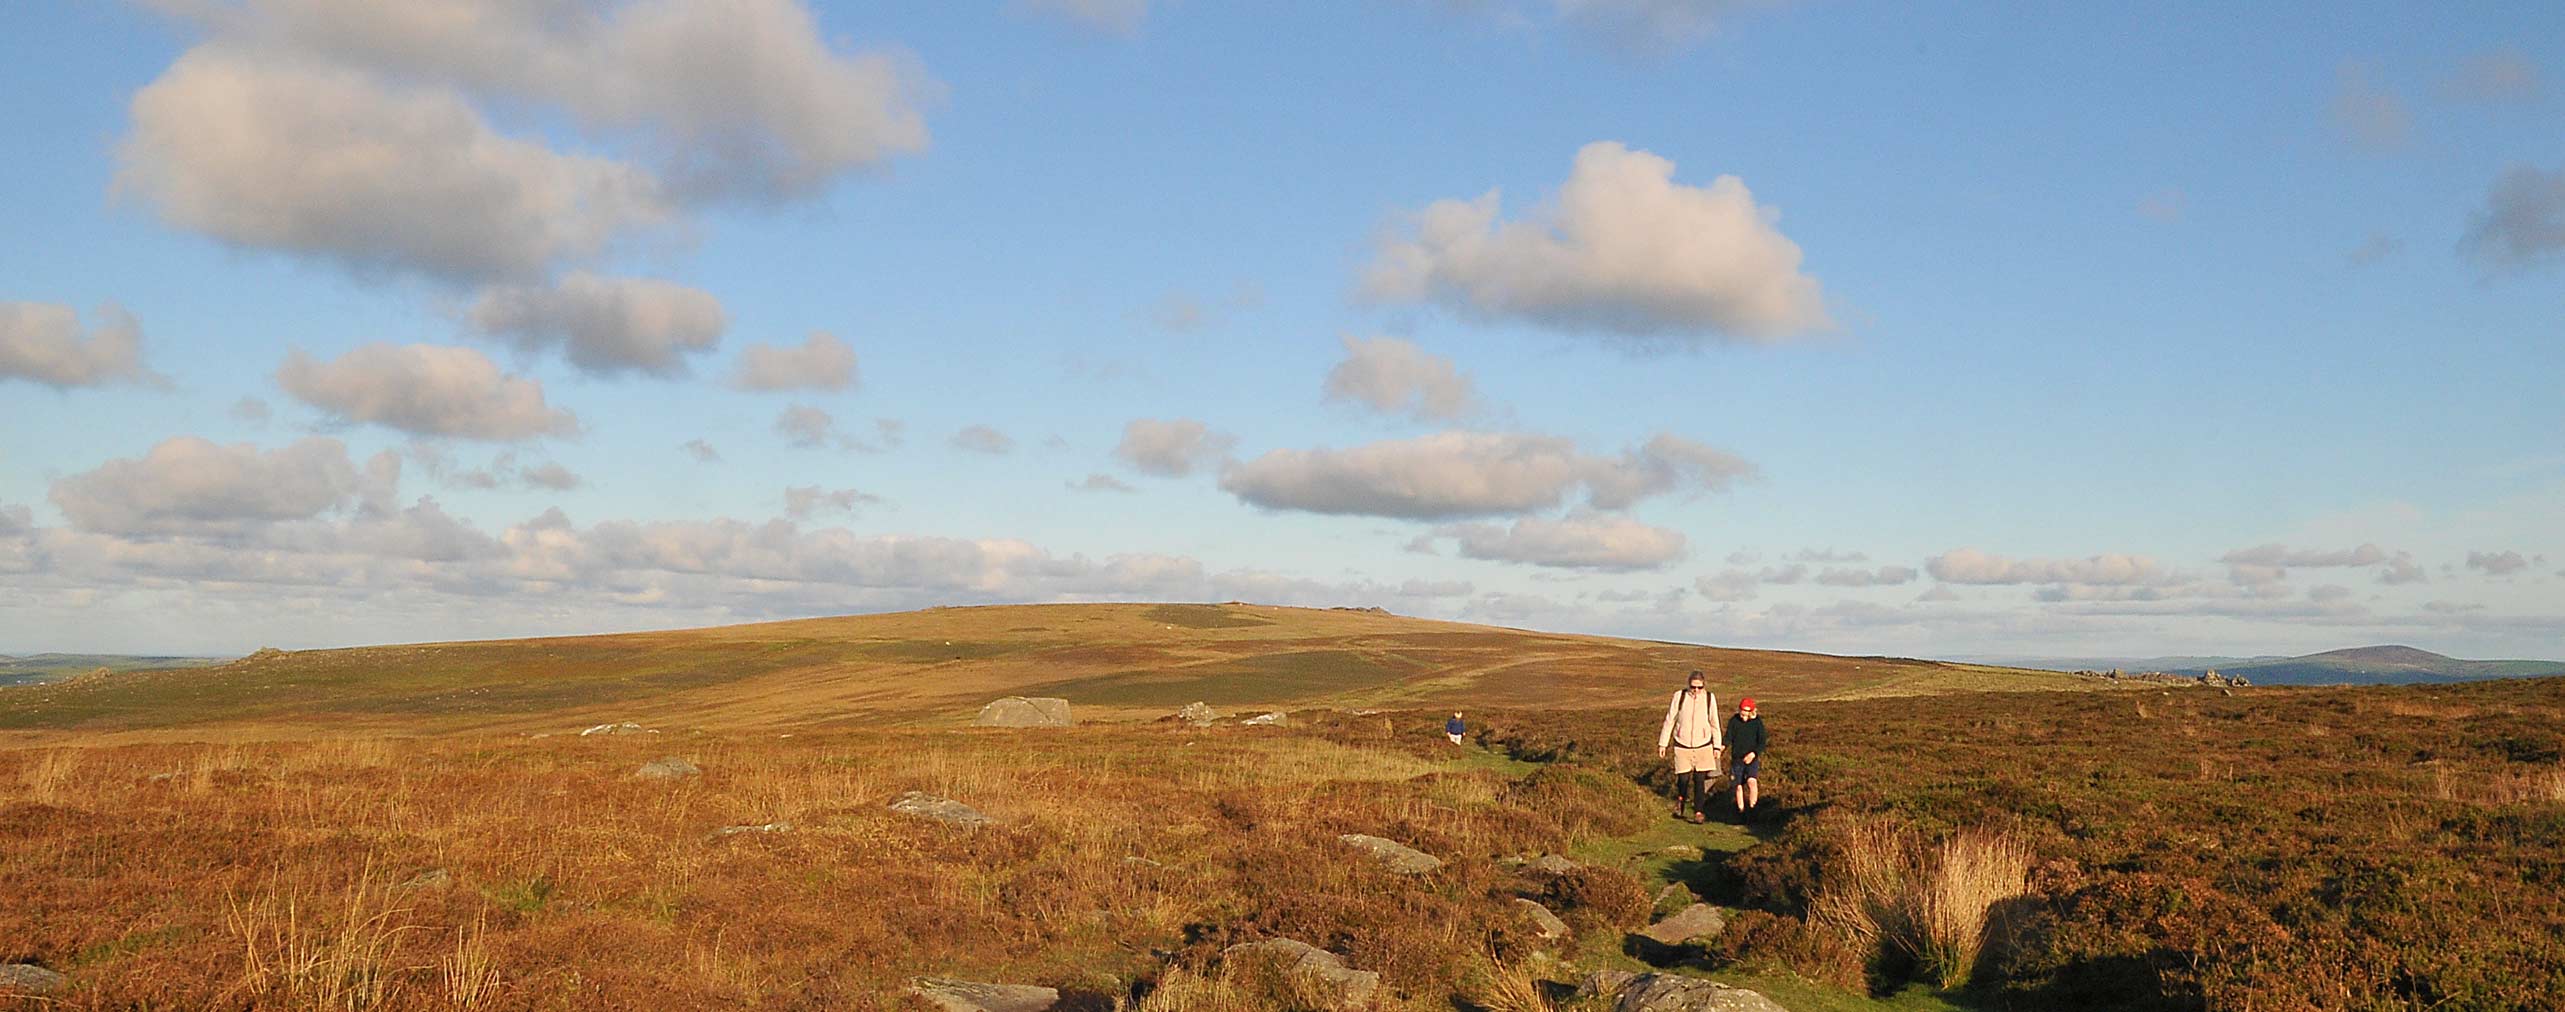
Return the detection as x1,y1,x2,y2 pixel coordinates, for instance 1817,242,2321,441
2,0,2559,659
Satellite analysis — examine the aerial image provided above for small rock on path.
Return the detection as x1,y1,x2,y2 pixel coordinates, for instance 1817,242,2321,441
973,697,1073,728
1338,833,1443,874
1635,903,1726,946
1585,972,1787,1012
890,791,992,827
0,964,66,997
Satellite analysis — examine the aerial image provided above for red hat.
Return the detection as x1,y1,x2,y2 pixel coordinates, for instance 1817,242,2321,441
1739,697,1757,710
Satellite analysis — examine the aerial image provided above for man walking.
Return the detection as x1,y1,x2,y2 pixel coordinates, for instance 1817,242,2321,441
1727,697,1766,819
1655,670,1721,823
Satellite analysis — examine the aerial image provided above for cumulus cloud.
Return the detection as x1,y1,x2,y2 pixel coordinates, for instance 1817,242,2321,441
518,462,582,491
783,485,882,520
2467,549,2529,576
1694,569,1759,602
1428,512,1687,571
118,46,670,285
1068,473,1136,494
409,446,582,491
950,425,1015,455
680,439,722,463
1323,335,1479,421
149,0,929,205
2443,48,2542,104
2330,63,2410,151
1115,418,1236,477
773,407,900,453
2378,553,2429,585
278,343,577,441
0,301,168,390
1362,141,1828,343
2463,164,2565,270
1791,548,1867,563
729,330,857,392
467,272,725,378
2221,543,2390,569
49,436,397,538
1926,547,2165,586
1221,430,1752,520
1815,565,1917,587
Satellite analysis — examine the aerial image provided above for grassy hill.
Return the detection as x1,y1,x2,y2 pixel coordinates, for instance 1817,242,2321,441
2171,644,2565,686
0,602,2093,736
0,653,225,689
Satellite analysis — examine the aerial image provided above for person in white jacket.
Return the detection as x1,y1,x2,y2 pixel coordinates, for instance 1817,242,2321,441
1655,670,1722,823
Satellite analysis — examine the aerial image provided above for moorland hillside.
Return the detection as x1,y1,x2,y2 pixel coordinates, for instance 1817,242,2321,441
0,602,2091,738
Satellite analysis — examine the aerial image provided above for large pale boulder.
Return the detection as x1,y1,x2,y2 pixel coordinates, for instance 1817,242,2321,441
905,977,1059,1012
890,791,992,827
1221,939,1377,1009
973,697,1073,728
1636,903,1726,946
1338,833,1443,874
1175,702,1221,726
0,964,65,997
1598,973,1787,1012
1513,897,1570,940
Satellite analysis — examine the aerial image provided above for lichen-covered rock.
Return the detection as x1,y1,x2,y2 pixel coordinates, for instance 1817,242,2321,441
1605,973,1788,1012
1242,711,1289,727
580,722,652,736
905,977,1059,1012
0,964,66,997
1175,702,1221,725
1338,833,1442,874
1221,939,1377,1009
1513,897,1570,940
635,757,701,781
1635,903,1726,946
973,697,1073,728
890,791,991,827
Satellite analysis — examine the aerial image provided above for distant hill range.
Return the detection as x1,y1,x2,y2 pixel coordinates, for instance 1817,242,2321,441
0,653,226,688
1984,645,2565,687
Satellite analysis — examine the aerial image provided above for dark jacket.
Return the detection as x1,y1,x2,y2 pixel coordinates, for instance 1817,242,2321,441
1725,714,1767,758
1445,717,1466,735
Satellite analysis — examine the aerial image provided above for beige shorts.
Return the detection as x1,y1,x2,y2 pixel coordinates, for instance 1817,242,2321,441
1671,745,1721,774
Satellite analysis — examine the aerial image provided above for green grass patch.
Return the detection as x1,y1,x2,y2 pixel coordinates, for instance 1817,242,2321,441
1023,650,1424,706
1139,603,1275,629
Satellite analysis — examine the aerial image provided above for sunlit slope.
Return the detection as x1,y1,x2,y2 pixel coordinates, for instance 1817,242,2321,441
0,602,2099,735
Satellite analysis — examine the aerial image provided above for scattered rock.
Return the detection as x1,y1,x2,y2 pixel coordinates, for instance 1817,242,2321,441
634,757,701,781
905,976,1059,1012
1175,701,1221,726
1652,883,1698,917
1338,833,1443,874
1512,897,1570,940
709,821,793,840
1595,973,1787,1012
1526,853,1580,876
396,868,454,891
581,722,653,736
0,964,65,997
890,791,991,827
1242,711,1289,727
1657,844,1704,861
1577,969,1639,1000
973,697,1074,728
1221,939,1378,1009
1635,903,1726,947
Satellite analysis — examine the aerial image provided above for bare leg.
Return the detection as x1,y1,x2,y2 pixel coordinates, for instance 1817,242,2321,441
1745,777,1760,810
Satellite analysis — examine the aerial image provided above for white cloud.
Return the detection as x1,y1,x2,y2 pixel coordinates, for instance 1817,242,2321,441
1323,335,1479,421
2308,584,2355,603
1430,512,1687,571
0,301,168,390
950,425,1015,455
729,331,857,392
783,485,882,520
1068,473,1136,494
467,272,725,378
1221,430,1752,520
1815,565,1917,587
118,46,670,285
278,343,577,441
2467,550,2529,576
155,0,930,204
2330,62,2410,151
2379,552,2429,585
2220,543,2390,568
1790,547,1867,563
773,408,900,453
1115,418,1236,477
49,436,397,538
1362,141,1828,343
518,461,582,491
1926,547,2165,586
2464,164,2565,270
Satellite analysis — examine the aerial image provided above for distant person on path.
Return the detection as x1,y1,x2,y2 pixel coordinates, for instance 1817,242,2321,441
1445,712,1466,745
1656,670,1721,823
1727,697,1767,819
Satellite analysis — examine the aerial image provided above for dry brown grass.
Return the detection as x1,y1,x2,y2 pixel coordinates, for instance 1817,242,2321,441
0,722,1656,1011
1908,829,2031,989
1804,816,2030,990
